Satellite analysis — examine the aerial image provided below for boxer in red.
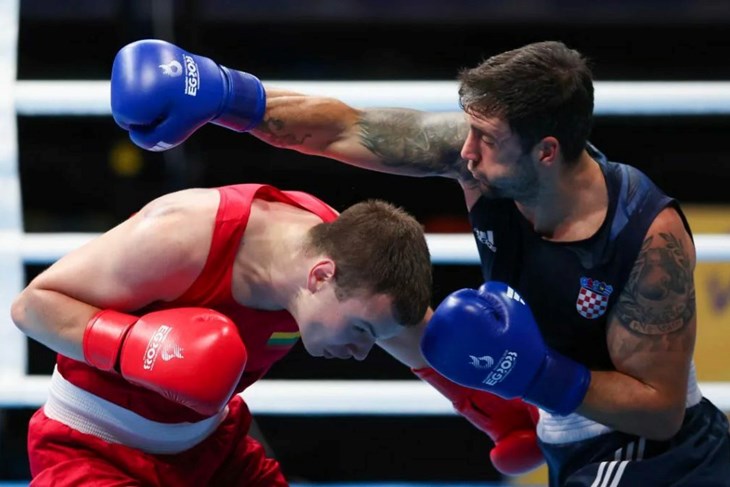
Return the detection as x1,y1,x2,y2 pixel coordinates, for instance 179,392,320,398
13,183,540,485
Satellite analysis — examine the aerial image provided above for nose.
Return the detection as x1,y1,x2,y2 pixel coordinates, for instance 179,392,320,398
350,342,373,361
460,130,479,163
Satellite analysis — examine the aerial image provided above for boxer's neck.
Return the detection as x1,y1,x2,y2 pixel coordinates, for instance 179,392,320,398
231,206,321,310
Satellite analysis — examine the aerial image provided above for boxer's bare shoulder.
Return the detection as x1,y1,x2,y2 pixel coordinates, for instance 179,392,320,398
113,187,220,297
138,187,221,221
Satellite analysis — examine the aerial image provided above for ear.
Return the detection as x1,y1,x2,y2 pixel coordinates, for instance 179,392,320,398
307,259,336,293
534,136,559,166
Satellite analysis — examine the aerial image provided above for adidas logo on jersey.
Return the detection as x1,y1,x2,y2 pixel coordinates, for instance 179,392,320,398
473,228,497,252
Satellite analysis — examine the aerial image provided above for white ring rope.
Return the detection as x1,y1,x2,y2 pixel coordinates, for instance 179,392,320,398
14,80,730,115
2,231,729,265
3,78,730,415
1,375,728,415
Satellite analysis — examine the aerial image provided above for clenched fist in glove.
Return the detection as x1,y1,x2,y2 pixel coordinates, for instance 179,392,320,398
414,366,544,475
84,307,247,416
422,281,591,416
111,39,266,151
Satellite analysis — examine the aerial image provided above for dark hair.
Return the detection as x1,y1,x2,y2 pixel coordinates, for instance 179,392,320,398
306,200,432,326
458,40,594,163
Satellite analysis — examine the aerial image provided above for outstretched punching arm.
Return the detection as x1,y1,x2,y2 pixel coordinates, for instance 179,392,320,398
110,39,475,184
254,91,472,181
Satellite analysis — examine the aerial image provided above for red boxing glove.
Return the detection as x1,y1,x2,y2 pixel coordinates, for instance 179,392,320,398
83,308,247,416
413,367,543,476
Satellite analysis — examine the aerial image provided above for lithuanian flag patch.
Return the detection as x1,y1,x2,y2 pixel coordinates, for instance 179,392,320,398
267,331,300,347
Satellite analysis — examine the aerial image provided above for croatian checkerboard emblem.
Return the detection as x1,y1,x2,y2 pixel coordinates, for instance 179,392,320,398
576,277,613,319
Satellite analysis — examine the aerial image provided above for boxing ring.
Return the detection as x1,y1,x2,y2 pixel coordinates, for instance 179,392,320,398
2,4,730,485
3,81,730,415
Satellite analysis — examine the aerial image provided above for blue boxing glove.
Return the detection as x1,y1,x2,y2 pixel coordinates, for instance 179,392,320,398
422,281,591,416
111,39,266,151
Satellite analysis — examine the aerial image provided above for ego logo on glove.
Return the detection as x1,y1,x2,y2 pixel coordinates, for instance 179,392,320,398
158,60,183,77
143,325,173,370
469,355,494,369
482,350,517,386
182,54,199,97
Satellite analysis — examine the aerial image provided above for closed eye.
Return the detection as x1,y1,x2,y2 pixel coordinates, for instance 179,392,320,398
355,322,378,340
480,135,496,146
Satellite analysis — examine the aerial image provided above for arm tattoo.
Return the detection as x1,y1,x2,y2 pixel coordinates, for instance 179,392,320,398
614,232,695,336
256,117,312,146
357,109,472,179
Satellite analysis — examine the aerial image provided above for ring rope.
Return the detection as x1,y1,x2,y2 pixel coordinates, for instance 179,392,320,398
14,80,730,115
3,232,730,265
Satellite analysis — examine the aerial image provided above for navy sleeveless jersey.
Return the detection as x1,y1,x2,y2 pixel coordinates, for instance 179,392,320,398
468,145,691,370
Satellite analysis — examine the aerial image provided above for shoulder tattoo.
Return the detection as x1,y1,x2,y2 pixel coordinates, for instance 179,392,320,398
614,232,695,336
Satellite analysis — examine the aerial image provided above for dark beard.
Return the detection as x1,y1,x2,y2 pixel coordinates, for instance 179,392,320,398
479,177,538,201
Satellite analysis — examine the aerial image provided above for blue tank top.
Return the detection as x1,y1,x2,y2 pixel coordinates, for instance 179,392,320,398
468,145,691,370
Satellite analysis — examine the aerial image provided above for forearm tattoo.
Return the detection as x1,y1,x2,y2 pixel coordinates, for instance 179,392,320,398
256,117,312,146
357,110,472,179
615,232,695,337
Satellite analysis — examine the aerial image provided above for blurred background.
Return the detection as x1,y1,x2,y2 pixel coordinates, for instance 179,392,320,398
3,0,730,484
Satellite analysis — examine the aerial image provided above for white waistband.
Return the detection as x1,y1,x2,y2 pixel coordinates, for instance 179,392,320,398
537,362,703,444
44,366,228,454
